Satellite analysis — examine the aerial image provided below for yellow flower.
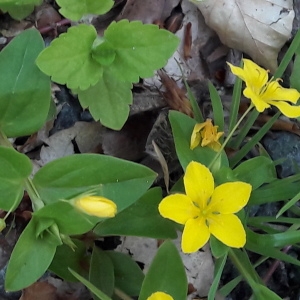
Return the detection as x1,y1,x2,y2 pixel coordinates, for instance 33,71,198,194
190,119,224,151
227,59,300,118
158,161,252,253
75,195,117,218
147,291,174,300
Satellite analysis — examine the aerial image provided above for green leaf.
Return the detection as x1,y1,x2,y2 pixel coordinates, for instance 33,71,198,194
69,268,112,300
209,81,224,133
77,69,132,130
228,67,242,133
233,156,276,190
95,187,177,239
5,218,61,291
291,54,300,91
104,20,180,82
0,28,50,137
168,110,228,171
0,0,42,20
229,112,280,168
0,146,32,211
56,0,113,21
90,247,114,298
253,284,282,300
139,240,187,300
249,173,300,205
106,251,144,296
36,24,103,90
276,190,300,218
34,201,101,235
32,154,156,212
246,229,300,267
92,40,116,66
208,253,227,300
50,239,89,282
210,235,228,258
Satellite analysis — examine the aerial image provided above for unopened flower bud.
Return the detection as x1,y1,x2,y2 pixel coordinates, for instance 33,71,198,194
75,196,117,218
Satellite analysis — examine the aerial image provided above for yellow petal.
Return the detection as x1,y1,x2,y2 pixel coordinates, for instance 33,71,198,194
190,122,208,150
182,217,210,253
208,182,252,214
227,62,248,82
243,87,270,112
75,196,117,218
184,161,214,209
147,292,174,300
158,194,199,224
208,214,246,248
262,81,300,104
242,59,268,90
228,59,268,90
269,100,300,118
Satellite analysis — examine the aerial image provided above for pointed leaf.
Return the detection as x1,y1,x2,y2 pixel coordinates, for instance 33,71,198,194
106,251,144,296
233,156,276,189
139,240,187,300
0,147,32,211
68,269,112,300
77,69,132,130
36,24,103,90
90,247,114,297
95,187,177,239
56,0,113,21
0,29,50,137
50,239,89,282
5,218,61,291
104,20,180,82
32,154,157,212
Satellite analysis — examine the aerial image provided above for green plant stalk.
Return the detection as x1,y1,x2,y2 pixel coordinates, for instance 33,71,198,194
24,178,44,211
208,104,254,169
228,248,258,290
0,129,44,211
274,29,300,79
114,288,133,300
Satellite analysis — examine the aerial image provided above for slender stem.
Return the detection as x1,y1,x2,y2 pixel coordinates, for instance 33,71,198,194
114,288,133,300
208,104,254,169
0,130,13,148
262,245,292,284
228,248,257,289
24,178,44,211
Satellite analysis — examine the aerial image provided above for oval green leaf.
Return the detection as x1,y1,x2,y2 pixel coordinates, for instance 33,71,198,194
139,240,187,300
0,146,32,210
49,239,89,282
32,154,156,212
5,218,61,291
0,28,50,137
106,251,144,296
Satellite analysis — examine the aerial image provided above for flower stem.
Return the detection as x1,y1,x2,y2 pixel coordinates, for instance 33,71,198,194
208,103,254,169
24,178,44,211
114,288,133,300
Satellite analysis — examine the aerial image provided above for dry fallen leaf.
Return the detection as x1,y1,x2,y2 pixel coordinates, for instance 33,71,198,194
191,0,295,72
20,282,57,300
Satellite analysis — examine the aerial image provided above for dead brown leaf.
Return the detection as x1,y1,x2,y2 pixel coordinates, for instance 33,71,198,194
158,70,193,117
20,282,57,300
